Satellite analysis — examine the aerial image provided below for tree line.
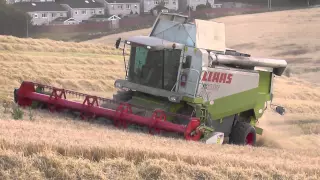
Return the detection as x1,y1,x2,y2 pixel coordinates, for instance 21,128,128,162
0,0,32,37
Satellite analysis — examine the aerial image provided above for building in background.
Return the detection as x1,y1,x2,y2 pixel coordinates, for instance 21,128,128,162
143,0,178,13
58,0,105,22
96,0,141,17
6,0,55,4
12,2,68,25
50,17,79,25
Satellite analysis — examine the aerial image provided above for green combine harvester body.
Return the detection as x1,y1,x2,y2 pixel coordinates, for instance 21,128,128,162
112,12,287,145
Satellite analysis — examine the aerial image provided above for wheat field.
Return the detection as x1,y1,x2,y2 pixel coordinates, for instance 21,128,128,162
0,35,131,101
0,7,320,180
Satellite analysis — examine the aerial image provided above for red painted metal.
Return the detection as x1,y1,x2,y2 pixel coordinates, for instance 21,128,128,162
184,119,202,141
149,109,167,135
15,81,203,141
246,132,254,145
81,95,99,120
48,87,66,112
114,102,132,128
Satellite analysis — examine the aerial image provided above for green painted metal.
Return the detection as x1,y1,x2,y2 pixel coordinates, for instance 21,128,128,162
182,96,203,104
203,88,259,121
158,70,272,136
254,71,272,119
128,92,186,122
122,70,272,136
254,126,263,135
199,71,272,125
129,95,170,111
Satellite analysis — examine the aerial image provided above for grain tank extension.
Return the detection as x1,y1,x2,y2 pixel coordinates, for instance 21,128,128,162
13,13,287,146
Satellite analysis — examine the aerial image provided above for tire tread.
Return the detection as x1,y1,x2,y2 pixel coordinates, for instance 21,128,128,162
229,121,256,145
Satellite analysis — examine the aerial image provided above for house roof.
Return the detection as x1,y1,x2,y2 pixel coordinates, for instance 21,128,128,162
90,14,121,19
106,0,140,3
59,0,104,8
11,2,67,12
107,15,121,20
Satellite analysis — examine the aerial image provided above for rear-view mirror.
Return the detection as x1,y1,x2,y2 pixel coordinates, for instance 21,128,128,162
115,38,121,49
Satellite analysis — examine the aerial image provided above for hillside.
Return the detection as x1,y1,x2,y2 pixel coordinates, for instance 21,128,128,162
0,7,320,180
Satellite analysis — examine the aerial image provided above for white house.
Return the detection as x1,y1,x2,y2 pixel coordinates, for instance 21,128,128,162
12,2,68,25
96,0,141,17
143,0,178,13
59,0,105,22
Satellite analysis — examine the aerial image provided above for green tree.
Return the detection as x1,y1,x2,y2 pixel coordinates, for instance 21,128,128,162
0,0,32,37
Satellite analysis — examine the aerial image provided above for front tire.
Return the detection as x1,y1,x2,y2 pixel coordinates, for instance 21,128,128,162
229,121,256,146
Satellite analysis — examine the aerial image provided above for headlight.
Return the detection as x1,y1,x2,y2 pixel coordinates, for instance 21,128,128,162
169,96,178,102
115,82,121,88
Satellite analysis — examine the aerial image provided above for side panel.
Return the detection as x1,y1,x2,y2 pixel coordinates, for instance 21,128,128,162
205,88,259,120
177,48,208,97
197,67,260,101
257,71,272,95
253,71,272,119
202,70,272,123
126,93,184,121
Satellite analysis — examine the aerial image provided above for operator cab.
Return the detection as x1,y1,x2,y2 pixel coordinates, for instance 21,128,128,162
114,35,187,102
113,12,229,102
124,36,184,91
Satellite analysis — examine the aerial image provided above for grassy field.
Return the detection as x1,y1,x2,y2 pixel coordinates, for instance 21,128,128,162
0,7,320,180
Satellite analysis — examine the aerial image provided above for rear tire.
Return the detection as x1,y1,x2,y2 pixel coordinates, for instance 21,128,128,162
229,121,256,146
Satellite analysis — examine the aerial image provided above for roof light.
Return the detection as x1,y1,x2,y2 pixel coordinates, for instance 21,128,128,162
147,46,151,49
115,82,121,88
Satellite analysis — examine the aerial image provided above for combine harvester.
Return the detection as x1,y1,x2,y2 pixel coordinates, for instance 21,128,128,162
13,13,287,146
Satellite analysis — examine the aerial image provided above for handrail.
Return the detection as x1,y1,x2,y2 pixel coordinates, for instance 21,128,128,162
171,68,214,100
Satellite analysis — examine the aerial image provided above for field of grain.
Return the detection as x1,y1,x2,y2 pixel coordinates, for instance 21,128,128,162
0,7,320,180
0,35,130,101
